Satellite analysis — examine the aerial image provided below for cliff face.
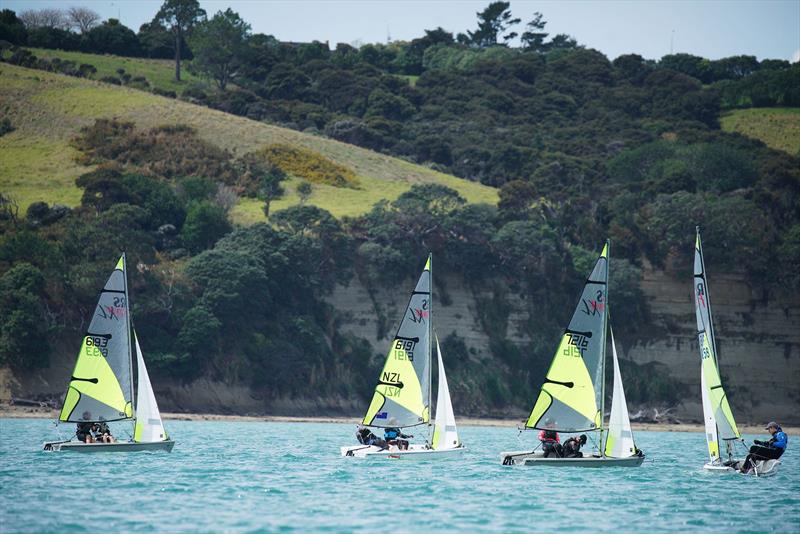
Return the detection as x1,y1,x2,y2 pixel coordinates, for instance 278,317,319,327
328,267,800,425
631,267,800,424
4,268,798,424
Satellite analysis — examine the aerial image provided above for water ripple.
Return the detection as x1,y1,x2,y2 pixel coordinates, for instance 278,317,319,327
0,419,797,532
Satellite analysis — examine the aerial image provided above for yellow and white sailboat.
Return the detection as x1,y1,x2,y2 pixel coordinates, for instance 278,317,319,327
501,242,644,467
341,255,465,458
44,254,174,452
694,228,778,476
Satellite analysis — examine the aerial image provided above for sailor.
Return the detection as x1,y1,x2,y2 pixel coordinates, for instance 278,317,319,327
356,426,386,449
93,421,114,443
76,411,95,443
562,434,587,458
740,421,787,473
384,427,412,450
538,418,562,457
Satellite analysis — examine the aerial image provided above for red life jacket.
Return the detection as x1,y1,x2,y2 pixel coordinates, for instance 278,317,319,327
539,429,560,443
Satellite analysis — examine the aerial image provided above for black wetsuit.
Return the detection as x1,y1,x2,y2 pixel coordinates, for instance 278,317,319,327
76,422,93,442
741,431,787,472
563,437,584,458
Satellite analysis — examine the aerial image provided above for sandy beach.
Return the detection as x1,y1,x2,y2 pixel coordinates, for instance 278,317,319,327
1,403,794,434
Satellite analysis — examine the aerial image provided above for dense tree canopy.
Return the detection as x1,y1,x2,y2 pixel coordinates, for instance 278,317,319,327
0,2,798,412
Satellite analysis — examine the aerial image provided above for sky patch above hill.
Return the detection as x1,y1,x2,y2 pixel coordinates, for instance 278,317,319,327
7,0,800,62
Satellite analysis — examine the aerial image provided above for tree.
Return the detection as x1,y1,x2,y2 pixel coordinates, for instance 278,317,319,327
465,1,520,48
154,0,206,82
0,9,28,45
66,6,100,33
0,263,50,371
80,19,142,56
188,8,250,90
138,20,192,59
181,201,232,253
520,12,548,52
296,181,313,205
248,162,286,218
19,8,67,29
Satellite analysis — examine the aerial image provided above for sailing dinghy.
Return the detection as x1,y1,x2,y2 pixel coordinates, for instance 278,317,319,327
341,255,465,458
694,229,778,476
501,242,644,467
43,254,174,452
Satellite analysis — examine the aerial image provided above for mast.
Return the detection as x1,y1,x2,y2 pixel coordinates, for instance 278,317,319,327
122,253,135,425
427,252,433,442
600,240,609,456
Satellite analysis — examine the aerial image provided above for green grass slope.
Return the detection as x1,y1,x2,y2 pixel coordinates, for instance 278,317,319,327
28,47,204,93
720,107,800,156
0,63,497,222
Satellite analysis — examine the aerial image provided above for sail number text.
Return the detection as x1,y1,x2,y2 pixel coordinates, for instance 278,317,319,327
393,339,415,361
563,333,588,357
85,336,109,358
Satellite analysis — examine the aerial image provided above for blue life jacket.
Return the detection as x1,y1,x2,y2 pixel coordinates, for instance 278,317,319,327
772,430,788,450
384,428,400,440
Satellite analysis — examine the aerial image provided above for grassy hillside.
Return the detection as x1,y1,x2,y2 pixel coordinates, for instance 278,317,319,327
28,47,204,94
0,63,497,221
720,107,800,156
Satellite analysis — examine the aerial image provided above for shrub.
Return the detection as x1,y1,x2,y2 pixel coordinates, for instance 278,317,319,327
254,143,360,188
72,119,240,185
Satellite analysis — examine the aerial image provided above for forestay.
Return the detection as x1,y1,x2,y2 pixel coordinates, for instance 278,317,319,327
59,255,134,423
133,331,168,443
694,230,740,448
526,243,608,432
604,327,637,458
432,336,459,450
363,256,432,428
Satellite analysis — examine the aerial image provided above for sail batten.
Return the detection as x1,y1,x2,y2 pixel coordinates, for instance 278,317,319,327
362,257,432,428
59,255,134,423
526,243,608,432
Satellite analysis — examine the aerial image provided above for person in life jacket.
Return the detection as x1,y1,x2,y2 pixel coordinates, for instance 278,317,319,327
740,421,788,473
355,426,387,449
384,427,412,450
539,417,562,457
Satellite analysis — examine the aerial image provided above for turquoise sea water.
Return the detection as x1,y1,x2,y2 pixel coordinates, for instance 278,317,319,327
0,419,797,533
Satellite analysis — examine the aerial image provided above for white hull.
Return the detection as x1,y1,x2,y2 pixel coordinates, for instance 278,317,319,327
501,450,644,467
43,440,175,452
703,459,780,477
341,443,466,459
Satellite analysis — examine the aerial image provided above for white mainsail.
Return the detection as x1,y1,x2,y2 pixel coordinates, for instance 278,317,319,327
604,327,636,458
133,331,168,443
432,336,459,450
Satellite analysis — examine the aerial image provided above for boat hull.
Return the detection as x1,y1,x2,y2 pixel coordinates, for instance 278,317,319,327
501,450,644,467
43,440,175,453
704,459,780,477
341,443,466,459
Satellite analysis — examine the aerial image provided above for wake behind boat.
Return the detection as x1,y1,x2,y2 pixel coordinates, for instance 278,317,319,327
501,242,644,467
43,254,174,453
340,255,465,459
